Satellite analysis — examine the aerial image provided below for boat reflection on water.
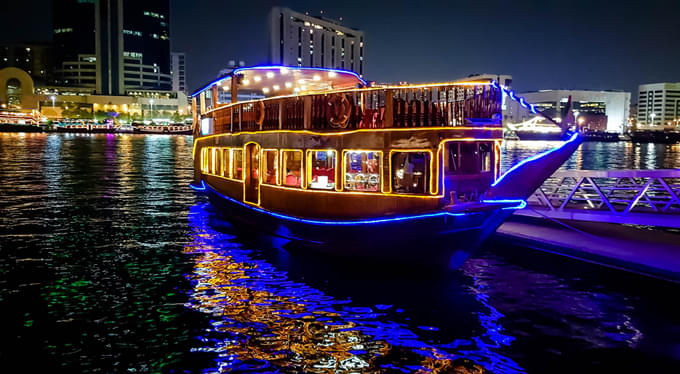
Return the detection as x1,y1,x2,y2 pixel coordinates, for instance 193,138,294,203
183,202,525,373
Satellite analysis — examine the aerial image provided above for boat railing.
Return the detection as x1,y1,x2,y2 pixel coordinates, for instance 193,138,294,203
211,84,501,134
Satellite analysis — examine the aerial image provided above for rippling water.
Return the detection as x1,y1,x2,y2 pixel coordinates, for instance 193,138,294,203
1,133,679,373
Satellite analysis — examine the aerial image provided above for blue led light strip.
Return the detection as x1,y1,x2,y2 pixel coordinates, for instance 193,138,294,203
190,183,526,226
189,180,207,191
491,80,538,114
491,132,580,188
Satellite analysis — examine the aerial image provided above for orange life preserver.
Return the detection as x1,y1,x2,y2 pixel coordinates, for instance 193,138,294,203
254,100,265,125
327,93,351,128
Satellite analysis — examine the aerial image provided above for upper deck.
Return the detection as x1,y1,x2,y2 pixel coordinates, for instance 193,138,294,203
191,66,503,136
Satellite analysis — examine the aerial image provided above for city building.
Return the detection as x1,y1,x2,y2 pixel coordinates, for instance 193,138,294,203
637,82,680,128
505,89,631,133
0,43,52,82
53,0,172,95
171,52,187,95
0,67,188,120
269,7,365,76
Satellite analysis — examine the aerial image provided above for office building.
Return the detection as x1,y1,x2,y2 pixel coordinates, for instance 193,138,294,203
53,0,172,95
171,52,186,94
0,43,52,82
637,83,680,128
505,89,631,133
269,7,365,76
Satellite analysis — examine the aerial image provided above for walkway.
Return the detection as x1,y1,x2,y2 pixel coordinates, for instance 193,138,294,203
496,216,680,282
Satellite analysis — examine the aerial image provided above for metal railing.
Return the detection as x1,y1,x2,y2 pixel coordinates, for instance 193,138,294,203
519,170,680,228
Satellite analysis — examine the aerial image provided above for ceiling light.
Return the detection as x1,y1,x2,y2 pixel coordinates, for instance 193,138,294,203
262,87,269,93
273,85,280,91
313,75,321,81
285,82,292,88
254,76,262,82
266,72,275,78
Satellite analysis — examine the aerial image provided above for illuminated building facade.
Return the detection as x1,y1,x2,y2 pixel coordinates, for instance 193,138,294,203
53,0,172,95
269,7,365,76
637,82,680,128
505,89,631,133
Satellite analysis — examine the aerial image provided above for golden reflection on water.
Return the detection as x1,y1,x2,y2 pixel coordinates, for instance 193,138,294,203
183,208,487,373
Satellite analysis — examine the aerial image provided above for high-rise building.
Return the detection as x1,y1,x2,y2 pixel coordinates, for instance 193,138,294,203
53,0,172,95
637,83,680,128
171,52,186,94
0,43,52,82
269,7,365,76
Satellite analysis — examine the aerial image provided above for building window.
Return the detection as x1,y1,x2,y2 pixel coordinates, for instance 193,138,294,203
307,150,336,190
282,150,303,187
232,149,243,180
391,152,430,194
262,149,279,185
344,151,381,192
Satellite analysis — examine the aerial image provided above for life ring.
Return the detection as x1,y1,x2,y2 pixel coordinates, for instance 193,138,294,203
254,100,265,125
328,93,351,128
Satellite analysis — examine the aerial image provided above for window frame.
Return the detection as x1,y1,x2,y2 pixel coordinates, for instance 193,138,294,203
305,149,338,191
388,149,434,195
341,149,383,193
280,149,304,188
261,148,280,186
231,148,244,181
221,148,231,178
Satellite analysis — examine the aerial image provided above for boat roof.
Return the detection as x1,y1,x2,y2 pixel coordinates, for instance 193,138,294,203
191,66,367,99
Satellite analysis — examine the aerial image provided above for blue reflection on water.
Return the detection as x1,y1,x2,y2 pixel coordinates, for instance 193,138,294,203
184,202,526,373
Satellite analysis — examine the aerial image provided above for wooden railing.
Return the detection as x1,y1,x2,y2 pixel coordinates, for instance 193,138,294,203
211,84,501,134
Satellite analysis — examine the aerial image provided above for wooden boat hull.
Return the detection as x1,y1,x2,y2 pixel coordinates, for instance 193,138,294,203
203,181,512,267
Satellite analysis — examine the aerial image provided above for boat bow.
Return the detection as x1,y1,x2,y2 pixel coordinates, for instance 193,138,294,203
483,132,583,200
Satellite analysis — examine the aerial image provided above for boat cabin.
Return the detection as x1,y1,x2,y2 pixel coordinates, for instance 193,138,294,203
192,66,504,218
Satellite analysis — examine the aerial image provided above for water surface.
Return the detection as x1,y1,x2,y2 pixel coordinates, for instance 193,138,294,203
1,133,679,373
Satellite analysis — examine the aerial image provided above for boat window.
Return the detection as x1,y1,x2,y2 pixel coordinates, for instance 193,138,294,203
222,149,231,177
211,148,221,175
201,148,209,173
447,142,491,174
344,151,381,192
479,143,492,172
262,150,279,185
232,149,243,180
308,150,336,190
282,150,303,188
391,152,430,194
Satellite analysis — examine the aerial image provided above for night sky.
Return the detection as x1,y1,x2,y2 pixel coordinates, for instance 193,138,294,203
1,0,679,98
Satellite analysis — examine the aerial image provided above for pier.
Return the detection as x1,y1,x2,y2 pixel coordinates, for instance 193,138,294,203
498,169,680,281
